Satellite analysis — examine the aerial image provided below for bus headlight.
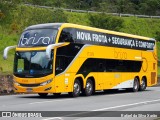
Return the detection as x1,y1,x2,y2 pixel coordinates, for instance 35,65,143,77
15,82,20,86
13,80,20,86
40,79,52,86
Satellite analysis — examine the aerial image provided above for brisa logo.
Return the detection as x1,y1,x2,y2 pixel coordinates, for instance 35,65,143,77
20,33,51,46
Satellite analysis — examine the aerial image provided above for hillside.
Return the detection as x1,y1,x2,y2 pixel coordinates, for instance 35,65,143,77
4,0,160,16
0,4,160,74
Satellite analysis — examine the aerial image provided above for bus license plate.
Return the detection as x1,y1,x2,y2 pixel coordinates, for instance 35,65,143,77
26,88,33,92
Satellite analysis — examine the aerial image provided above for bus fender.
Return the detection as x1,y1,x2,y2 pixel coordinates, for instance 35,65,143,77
74,74,85,89
85,74,95,89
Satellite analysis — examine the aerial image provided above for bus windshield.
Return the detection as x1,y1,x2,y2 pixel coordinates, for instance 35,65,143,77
18,29,58,47
14,51,53,78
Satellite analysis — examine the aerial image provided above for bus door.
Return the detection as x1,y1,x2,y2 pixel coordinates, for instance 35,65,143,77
54,56,65,92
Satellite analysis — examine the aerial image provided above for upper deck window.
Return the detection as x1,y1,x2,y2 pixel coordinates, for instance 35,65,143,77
18,29,58,47
59,28,155,51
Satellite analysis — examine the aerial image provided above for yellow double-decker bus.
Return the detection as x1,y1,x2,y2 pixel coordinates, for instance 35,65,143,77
3,23,157,97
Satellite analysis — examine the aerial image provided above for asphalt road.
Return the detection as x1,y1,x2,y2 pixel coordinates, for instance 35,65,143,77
0,87,160,120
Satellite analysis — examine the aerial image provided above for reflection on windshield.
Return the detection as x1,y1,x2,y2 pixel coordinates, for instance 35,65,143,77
18,29,57,47
14,51,53,78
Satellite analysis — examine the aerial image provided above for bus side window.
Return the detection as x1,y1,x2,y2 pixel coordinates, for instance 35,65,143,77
59,30,74,42
55,56,66,75
106,59,115,72
98,63,106,72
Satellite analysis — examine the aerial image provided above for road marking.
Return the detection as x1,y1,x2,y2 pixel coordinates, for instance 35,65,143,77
41,98,160,120
92,99,160,111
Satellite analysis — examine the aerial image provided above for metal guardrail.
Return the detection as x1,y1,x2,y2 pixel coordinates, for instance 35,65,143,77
24,4,160,19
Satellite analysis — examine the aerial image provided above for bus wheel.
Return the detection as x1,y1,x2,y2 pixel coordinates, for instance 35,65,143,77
139,77,147,91
38,93,48,97
132,77,139,92
69,79,81,97
84,79,93,96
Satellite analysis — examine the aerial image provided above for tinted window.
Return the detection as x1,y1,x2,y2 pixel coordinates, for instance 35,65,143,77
14,51,53,78
55,43,83,75
18,29,57,47
59,28,74,42
59,28,155,51
77,58,142,77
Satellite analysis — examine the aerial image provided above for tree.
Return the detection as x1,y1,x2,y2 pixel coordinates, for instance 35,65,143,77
139,0,160,15
116,0,136,14
0,1,16,24
24,0,44,5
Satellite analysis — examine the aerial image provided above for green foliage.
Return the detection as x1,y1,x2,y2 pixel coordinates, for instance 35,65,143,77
4,0,23,4
15,0,160,16
157,42,160,60
52,9,68,22
0,33,18,74
67,12,90,25
116,0,136,14
0,3,68,33
155,31,160,41
89,13,124,31
1,3,160,74
120,17,160,39
0,1,15,25
27,0,44,5
139,0,160,15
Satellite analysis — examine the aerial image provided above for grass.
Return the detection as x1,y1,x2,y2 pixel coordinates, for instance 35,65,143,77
121,17,160,38
67,12,91,26
0,32,19,74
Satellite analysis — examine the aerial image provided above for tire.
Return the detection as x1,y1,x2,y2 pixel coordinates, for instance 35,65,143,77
38,93,48,97
84,79,93,96
132,77,140,92
139,77,147,91
69,79,81,97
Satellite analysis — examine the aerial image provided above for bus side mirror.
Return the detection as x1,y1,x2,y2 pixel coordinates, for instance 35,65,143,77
46,43,65,60
3,45,17,60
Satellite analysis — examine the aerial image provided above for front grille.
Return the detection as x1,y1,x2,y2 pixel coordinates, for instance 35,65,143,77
20,83,40,87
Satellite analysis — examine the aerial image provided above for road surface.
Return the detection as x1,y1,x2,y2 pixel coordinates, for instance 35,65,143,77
0,87,160,120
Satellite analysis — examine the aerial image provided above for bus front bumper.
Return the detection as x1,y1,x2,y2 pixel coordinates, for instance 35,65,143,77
14,82,56,93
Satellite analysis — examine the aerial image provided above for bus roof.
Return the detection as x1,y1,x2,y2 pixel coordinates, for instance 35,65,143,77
24,23,63,30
